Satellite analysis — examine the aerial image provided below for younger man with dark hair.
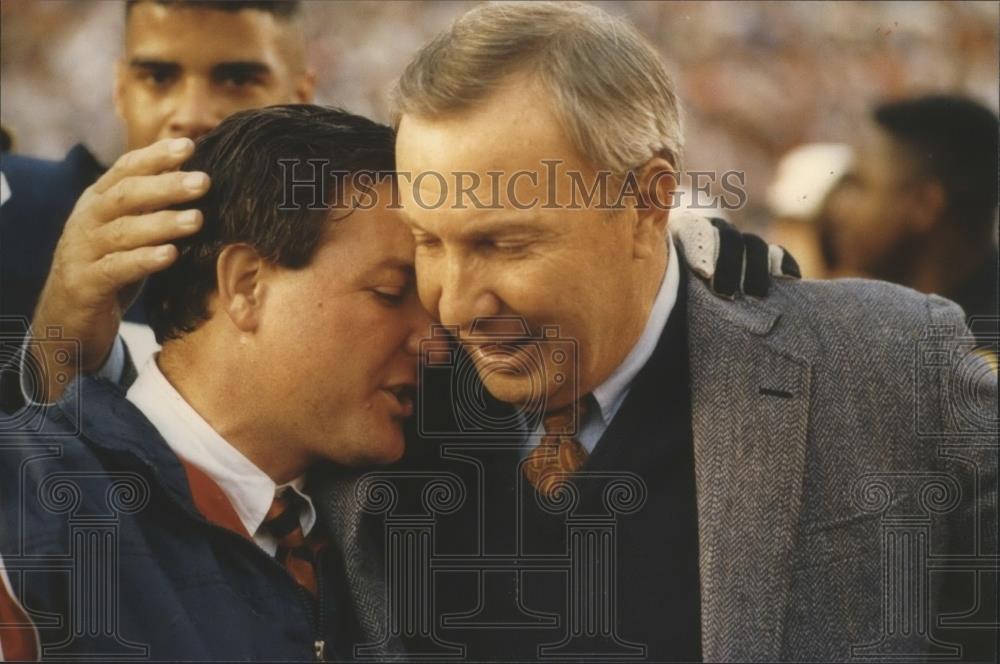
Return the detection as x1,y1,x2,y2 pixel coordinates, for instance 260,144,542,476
0,105,429,660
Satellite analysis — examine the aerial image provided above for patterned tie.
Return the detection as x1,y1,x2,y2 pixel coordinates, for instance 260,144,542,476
523,399,590,497
261,489,324,597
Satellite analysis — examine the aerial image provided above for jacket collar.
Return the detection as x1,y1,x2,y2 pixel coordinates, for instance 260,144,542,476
58,378,183,473
54,377,236,533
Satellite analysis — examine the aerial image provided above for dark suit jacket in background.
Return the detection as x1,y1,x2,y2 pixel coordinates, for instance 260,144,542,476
0,146,106,330
0,146,151,415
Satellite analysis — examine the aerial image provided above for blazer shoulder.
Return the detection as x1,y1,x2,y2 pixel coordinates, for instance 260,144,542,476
710,276,975,375
0,378,149,492
0,433,112,557
767,277,959,342
685,269,958,366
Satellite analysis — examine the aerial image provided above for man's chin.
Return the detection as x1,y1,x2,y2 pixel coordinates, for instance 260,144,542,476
368,441,406,466
365,425,407,465
324,424,406,467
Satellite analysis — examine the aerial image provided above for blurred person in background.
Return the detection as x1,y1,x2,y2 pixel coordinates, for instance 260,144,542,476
0,0,314,407
824,95,998,347
0,125,12,153
765,142,854,279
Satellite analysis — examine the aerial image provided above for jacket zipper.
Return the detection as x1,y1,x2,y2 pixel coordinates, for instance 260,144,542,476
191,515,328,660
310,553,327,661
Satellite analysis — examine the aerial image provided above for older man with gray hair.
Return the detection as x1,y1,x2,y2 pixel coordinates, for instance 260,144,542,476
387,2,996,661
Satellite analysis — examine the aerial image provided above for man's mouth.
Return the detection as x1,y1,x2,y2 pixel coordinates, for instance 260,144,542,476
473,337,532,351
382,383,416,417
465,337,537,374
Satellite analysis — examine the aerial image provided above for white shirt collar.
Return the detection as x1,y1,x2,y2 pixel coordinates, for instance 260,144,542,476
126,355,316,556
589,233,680,433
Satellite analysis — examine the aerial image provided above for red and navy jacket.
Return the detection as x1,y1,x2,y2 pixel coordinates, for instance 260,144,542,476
0,377,359,661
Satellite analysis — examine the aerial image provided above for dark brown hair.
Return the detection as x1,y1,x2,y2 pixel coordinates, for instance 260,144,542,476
125,1,301,19
875,95,998,233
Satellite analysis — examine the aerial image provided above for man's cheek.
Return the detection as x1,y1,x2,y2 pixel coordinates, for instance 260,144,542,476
127,96,167,144
497,272,551,315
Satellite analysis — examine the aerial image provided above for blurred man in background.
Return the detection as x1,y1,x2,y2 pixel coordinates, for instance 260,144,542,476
0,0,315,406
825,95,998,346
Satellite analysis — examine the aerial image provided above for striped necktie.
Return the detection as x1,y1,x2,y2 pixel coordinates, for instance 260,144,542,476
261,489,324,596
523,399,590,497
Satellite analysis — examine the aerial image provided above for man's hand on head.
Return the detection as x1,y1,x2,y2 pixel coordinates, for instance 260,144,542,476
669,213,801,299
28,137,209,402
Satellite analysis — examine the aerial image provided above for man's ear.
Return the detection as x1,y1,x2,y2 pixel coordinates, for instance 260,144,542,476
295,68,317,103
113,59,127,121
216,244,267,333
632,157,676,259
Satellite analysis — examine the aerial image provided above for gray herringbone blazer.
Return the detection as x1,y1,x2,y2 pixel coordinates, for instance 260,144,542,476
317,268,998,662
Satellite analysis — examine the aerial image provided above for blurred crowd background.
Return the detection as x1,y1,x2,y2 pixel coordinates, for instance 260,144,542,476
2,0,998,314
3,1,997,218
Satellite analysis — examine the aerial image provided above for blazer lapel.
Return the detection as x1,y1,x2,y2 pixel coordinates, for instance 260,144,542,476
687,273,811,662
311,465,406,657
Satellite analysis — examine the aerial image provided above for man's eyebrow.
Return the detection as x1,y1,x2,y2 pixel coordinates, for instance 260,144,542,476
406,218,548,238
128,58,180,70
446,221,552,245
465,222,547,236
367,258,416,277
210,61,273,79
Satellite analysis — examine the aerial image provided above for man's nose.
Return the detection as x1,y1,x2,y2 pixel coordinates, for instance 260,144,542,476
165,77,218,140
435,254,501,331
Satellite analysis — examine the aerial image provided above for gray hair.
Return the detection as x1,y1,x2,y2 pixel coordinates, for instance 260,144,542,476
390,1,684,174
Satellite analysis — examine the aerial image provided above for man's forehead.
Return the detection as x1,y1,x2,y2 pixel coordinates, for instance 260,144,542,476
125,2,291,59
395,83,582,172
351,246,416,282
403,203,542,228
322,198,416,264
399,187,562,242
